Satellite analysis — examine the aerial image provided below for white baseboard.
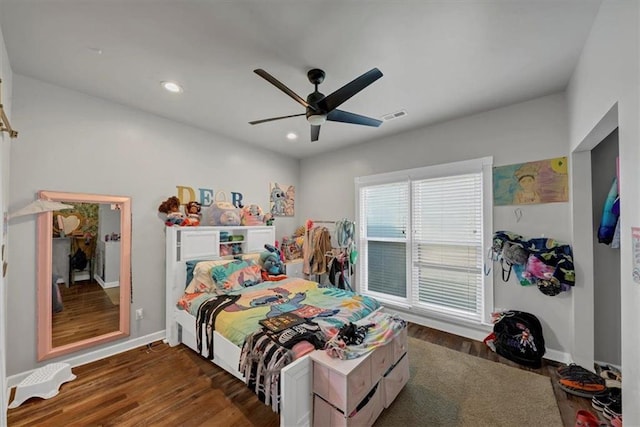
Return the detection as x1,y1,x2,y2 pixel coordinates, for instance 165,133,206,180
94,274,119,289
7,331,165,389
384,306,572,365
384,306,492,342
595,359,622,371
544,348,572,365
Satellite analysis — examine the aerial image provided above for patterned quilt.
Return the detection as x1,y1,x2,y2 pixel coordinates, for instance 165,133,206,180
177,277,380,346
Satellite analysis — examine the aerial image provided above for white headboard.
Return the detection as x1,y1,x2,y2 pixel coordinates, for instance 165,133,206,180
164,225,275,345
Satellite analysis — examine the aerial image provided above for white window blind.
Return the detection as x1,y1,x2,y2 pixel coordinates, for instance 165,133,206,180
412,173,483,321
360,182,408,298
356,157,492,326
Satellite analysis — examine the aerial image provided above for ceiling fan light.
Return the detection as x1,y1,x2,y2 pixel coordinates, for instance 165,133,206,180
307,114,327,125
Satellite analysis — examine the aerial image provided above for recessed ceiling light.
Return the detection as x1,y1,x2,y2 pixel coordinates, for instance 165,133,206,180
87,47,103,55
161,81,183,94
286,132,298,140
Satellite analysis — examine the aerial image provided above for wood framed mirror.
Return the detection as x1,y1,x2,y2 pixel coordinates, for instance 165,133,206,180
37,191,131,361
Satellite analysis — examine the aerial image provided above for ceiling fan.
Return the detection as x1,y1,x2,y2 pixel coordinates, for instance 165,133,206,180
249,67,383,142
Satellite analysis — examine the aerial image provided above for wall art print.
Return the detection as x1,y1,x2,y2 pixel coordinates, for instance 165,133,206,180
493,157,568,206
269,182,295,217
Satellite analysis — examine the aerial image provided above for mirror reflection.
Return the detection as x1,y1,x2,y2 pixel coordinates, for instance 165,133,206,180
51,203,121,347
37,191,131,361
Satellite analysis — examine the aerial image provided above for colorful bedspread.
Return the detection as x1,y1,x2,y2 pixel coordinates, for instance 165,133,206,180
178,277,380,346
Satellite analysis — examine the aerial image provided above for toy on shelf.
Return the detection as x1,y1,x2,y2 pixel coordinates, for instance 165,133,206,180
241,204,265,226
158,196,187,226
259,244,285,276
183,201,201,226
158,197,201,227
202,192,242,226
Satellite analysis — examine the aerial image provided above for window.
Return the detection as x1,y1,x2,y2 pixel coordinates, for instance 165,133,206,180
356,157,493,324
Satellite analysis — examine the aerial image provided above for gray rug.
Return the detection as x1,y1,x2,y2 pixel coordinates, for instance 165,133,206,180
375,337,563,426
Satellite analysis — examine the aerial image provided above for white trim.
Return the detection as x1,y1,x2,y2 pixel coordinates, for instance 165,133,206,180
384,306,492,342
355,156,493,186
7,331,165,389
356,156,494,324
545,349,572,365
594,360,622,372
481,161,494,324
94,274,119,289
384,306,571,364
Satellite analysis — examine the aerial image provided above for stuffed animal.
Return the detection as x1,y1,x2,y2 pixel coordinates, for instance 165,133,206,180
183,201,201,226
241,204,264,226
218,209,242,226
158,196,185,226
259,244,285,275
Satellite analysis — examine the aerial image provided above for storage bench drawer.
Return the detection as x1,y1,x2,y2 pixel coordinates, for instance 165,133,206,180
313,356,372,415
383,353,409,408
313,382,384,427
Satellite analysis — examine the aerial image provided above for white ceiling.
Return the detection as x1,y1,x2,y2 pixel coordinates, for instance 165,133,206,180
0,0,602,159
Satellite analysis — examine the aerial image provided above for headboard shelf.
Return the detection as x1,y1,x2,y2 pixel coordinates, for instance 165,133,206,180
168,225,275,262
164,225,275,347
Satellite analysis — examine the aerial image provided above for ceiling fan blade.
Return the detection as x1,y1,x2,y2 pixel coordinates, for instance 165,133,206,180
249,113,305,125
327,109,383,127
319,68,383,112
254,69,316,111
311,125,321,142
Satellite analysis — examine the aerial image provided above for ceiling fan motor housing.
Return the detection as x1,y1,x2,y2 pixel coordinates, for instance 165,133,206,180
306,91,326,121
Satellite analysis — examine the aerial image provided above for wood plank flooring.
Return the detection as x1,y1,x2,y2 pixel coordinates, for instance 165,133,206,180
8,323,596,426
53,280,120,347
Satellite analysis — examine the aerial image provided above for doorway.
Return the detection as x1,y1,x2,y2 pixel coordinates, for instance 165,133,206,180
591,128,621,368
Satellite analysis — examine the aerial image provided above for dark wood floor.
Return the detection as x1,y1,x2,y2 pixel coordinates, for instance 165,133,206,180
53,280,120,347
8,323,596,426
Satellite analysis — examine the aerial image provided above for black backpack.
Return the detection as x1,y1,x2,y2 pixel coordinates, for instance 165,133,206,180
493,311,545,368
70,248,88,271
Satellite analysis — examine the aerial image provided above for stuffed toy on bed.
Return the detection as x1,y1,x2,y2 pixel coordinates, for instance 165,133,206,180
259,244,285,276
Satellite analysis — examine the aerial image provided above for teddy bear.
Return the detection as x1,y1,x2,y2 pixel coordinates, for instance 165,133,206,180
259,244,285,276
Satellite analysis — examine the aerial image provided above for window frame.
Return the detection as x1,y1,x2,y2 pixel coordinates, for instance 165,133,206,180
355,156,494,325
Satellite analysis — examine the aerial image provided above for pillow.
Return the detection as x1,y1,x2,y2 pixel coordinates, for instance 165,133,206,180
185,259,210,287
215,264,263,293
184,256,264,294
211,260,252,285
185,259,232,293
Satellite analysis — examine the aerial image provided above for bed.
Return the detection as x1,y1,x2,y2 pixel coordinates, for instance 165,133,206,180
164,226,383,426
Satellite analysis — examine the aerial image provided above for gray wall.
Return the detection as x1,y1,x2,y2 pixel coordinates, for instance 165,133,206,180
0,7,13,420
299,93,573,356
6,75,300,376
566,1,639,420
591,128,620,366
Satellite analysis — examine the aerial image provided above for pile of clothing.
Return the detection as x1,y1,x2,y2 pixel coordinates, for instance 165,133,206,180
490,231,575,296
238,319,325,413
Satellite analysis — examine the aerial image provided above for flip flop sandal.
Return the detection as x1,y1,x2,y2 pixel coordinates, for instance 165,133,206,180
610,415,623,427
560,378,607,393
559,382,603,398
558,363,592,378
560,368,606,385
575,409,608,427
